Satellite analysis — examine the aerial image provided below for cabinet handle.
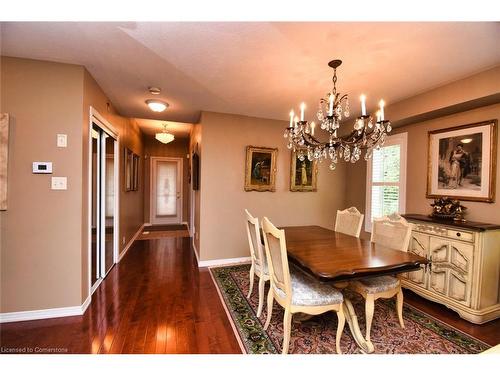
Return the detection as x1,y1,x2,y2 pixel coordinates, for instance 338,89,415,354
456,232,461,237
428,254,433,272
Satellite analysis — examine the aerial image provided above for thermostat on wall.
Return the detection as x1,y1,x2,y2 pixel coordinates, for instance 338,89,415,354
33,162,53,174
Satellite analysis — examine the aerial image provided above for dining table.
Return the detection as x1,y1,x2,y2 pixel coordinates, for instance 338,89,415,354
280,225,429,353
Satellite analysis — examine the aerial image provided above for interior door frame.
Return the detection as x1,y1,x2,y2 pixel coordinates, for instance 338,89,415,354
150,156,183,225
87,107,120,297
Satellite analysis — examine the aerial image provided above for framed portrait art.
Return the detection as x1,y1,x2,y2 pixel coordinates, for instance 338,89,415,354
244,146,277,192
290,150,318,192
427,120,497,202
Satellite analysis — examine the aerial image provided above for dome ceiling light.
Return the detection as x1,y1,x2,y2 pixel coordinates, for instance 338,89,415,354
146,99,168,112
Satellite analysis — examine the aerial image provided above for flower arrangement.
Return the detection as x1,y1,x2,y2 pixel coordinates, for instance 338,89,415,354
430,197,467,222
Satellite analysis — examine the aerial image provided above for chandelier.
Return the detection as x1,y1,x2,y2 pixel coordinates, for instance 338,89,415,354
155,124,175,144
284,59,392,170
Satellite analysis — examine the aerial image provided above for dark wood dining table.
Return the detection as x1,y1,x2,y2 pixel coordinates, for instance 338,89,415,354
281,225,428,353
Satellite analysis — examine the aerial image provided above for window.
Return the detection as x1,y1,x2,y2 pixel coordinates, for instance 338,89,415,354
365,132,407,232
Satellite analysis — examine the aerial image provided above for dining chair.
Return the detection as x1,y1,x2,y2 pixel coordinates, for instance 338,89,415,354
261,216,345,354
334,206,364,238
245,209,270,317
348,213,412,343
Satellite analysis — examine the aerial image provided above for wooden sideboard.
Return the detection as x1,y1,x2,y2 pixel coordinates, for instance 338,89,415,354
401,214,500,324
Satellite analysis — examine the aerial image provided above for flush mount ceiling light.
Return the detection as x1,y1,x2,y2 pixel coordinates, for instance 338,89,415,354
146,99,168,112
155,124,175,144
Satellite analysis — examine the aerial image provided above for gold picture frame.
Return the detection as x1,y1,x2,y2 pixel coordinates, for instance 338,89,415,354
290,150,318,192
244,146,278,192
426,119,497,202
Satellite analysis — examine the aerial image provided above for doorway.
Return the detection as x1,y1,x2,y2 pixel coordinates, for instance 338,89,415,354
90,112,119,294
150,157,183,225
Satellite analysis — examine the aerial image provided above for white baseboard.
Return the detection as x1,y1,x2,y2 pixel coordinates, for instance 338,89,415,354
0,299,90,324
191,237,200,265
81,294,92,314
198,256,251,268
118,223,145,262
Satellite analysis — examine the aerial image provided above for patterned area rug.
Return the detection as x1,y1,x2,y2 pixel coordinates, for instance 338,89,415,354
210,264,490,354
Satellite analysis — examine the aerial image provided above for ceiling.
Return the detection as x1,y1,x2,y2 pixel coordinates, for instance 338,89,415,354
1,22,500,127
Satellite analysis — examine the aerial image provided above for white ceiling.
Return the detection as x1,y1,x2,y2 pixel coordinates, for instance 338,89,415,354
1,22,499,127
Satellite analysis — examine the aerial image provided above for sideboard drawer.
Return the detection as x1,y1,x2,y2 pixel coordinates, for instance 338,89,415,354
447,229,474,242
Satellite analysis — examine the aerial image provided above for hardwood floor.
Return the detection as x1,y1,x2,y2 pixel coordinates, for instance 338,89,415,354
1,235,498,354
0,237,241,354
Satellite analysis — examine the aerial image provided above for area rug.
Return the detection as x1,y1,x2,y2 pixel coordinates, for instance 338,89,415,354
209,264,490,354
138,224,190,240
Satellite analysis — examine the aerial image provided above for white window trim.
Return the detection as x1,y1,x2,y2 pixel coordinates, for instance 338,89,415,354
365,132,408,233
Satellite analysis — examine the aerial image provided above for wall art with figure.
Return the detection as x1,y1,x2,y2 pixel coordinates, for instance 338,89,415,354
427,120,497,202
244,146,277,192
290,150,318,192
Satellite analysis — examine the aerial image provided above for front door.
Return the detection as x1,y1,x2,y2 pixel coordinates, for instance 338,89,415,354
150,157,183,224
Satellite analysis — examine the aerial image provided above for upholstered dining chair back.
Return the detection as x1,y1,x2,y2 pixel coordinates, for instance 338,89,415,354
262,217,292,302
371,213,411,252
335,207,364,238
245,209,265,269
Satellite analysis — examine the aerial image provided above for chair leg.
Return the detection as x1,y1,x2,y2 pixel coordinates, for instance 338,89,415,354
247,265,255,299
365,294,375,342
282,309,292,355
256,277,266,317
263,289,274,330
335,308,346,355
396,286,405,329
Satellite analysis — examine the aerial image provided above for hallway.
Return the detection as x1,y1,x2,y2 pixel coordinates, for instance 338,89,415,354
0,237,240,354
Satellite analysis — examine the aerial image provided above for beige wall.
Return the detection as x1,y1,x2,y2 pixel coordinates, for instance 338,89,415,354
1,57,84,311
197,111,347,261
0,57,145,312
189,123,202,256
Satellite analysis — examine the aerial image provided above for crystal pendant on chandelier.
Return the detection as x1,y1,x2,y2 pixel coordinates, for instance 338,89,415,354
284,59,391,170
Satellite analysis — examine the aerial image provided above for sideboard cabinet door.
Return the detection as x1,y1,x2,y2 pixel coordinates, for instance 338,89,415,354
406,232,429,287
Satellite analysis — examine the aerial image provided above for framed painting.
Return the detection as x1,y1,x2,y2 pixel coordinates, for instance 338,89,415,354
124,148,133,192
0,113,9,210
244,146,277,192
132,153,140,191
192,151,200,191
290,150,318,192
427,119,497,202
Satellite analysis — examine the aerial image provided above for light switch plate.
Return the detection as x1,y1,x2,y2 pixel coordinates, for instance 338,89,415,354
57,134,67,148
51,177,67,190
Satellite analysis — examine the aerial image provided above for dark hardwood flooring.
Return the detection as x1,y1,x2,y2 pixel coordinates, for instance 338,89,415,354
1,235,498,354
0,237,241,354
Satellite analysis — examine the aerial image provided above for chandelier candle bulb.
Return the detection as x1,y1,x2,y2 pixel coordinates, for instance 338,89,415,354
329,93,334,116
289,110,294,127
294,116,299,128
360,95,367,116
300,102,305,121
311,122,315,136
376,110,381,122
379,100,385,121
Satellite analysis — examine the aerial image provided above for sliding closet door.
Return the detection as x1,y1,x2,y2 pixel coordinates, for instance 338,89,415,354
102,133,116,276
91,125,100,288
90,120,118,292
